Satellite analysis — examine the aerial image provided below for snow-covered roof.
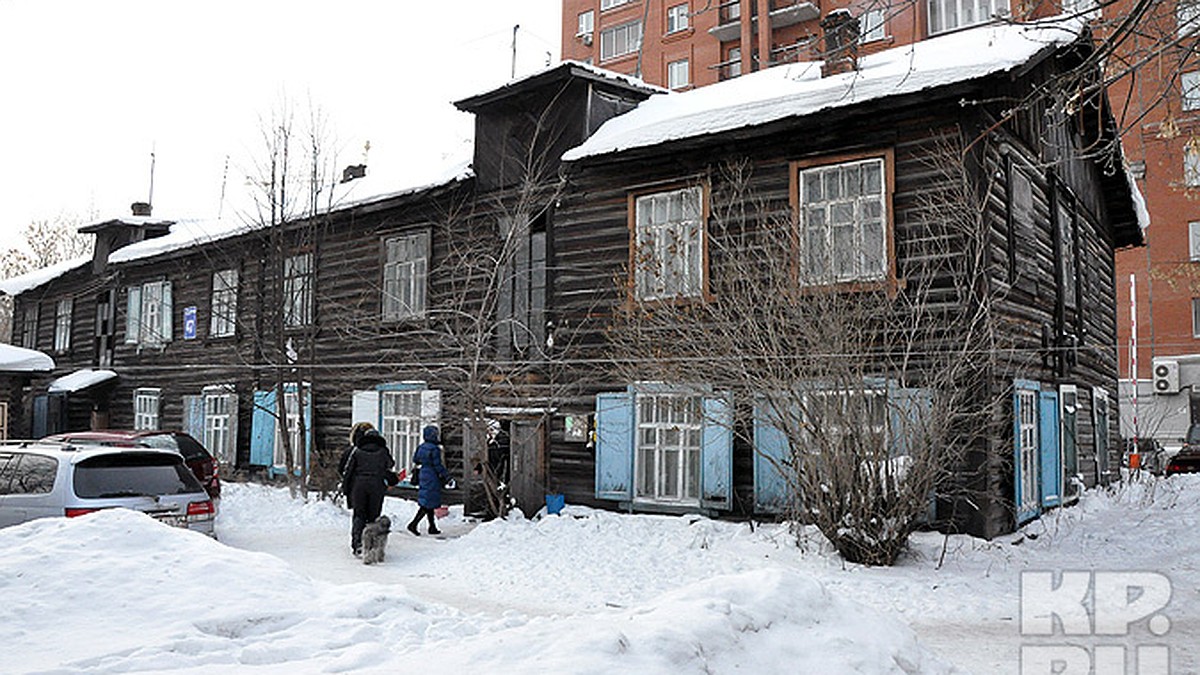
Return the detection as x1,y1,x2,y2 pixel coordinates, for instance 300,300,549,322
0,343,55,372
107,217,251,265
0,256,90,297
455,59,666,112
47,368,117,393
78,214,174,233
563,17,1087,162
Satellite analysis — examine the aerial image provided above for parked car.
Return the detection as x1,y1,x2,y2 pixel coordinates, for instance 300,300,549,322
43,430,220,501
0,440,216,536
1166,425,1200,476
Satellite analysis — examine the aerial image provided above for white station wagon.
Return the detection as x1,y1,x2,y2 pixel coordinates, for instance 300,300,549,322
0,440,216,536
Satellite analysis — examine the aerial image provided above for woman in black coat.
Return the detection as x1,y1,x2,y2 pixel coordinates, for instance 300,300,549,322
342,428,394,556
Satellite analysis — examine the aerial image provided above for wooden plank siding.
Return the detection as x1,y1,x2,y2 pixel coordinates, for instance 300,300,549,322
2,53,1137,538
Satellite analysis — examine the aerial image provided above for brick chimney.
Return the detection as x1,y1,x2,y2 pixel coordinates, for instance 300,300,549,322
341,164,367,183
131,201,153,217
818,9,860,78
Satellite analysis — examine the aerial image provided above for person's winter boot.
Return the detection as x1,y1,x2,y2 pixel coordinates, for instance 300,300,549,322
407,521,420,536
428,526,441,535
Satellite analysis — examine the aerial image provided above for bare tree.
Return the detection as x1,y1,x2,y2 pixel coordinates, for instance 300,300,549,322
240,99,340,498
0,215,93,343
608,138,1007,565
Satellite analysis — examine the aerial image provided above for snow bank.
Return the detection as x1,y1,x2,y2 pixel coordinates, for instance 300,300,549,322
0,488,956,673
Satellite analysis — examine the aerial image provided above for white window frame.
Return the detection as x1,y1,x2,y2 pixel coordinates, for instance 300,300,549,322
0,402,8,441
134,388,161,431
801,386,888,454
1016,388,1039,517
274,384,308,467
727,47,742,78
601,0,633,10
1193,298,1200,338
382,231,430,321
204,386,236,465
577,10,594,36
210,269,238,338
54,298,72,352
796,155,889,285
1186,144,1200,187
601,20,642,61
635,391,703,504
125,280,173,346
667,58,690,90
860,8,887,42
633,185,706,301
667,3,689,33
927,0,1008,35
1183,71,1200,111
284,253,314,327
381,390,424,471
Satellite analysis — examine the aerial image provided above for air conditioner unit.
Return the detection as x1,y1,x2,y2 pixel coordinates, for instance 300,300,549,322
1153,359,1180,394
579,32,593,46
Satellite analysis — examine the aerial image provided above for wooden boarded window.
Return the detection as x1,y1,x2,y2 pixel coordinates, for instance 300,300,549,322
20,305,38,350
1007,162,1034,285
497,214,548,357
1055,199,1078,311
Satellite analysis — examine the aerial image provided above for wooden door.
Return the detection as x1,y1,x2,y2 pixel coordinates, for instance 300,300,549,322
509,419,546,518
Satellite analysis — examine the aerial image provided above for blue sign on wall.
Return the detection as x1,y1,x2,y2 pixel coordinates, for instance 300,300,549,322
183,306,197,340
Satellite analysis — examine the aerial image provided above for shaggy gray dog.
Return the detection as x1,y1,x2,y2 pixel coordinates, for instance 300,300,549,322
361,515,391,565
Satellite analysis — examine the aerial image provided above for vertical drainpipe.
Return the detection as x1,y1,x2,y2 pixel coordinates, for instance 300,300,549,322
757,0,771,71
739,0,754,74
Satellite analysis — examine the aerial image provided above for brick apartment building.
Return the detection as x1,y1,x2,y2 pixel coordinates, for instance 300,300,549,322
560,0,1025,89
1110,1,1200,383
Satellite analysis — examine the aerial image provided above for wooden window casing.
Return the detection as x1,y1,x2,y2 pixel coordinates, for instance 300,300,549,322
789,149,897,296
627,182,711,304
210,269,239,338
53,298,72,353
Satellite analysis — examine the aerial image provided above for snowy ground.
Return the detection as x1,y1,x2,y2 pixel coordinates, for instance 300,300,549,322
2,476,1197,674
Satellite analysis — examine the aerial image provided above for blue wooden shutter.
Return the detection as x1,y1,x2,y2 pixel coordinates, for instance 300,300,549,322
1038,390,1061,508
250,389,277,466
594,392,634,501
887,385,933,458
701,394,733,510
753,397,791,514
888,384,935,522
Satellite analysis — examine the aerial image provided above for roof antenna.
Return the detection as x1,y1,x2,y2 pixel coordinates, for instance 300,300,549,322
148,142,157,210
511,24,519,79
218,154,230,219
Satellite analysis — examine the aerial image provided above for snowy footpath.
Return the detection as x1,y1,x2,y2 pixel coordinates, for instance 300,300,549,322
1,476,1196,674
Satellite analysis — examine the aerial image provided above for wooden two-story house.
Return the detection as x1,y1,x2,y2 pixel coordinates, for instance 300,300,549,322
0,15,1142,539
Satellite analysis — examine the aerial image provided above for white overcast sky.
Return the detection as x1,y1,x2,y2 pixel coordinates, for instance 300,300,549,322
0,0,562,241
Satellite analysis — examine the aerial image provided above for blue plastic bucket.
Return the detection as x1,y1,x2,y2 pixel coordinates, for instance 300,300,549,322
545,493,565,515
